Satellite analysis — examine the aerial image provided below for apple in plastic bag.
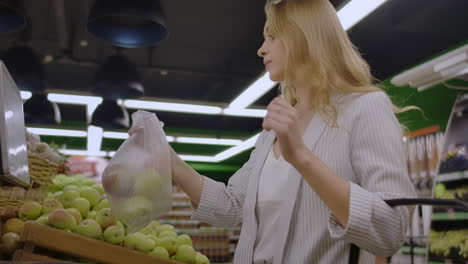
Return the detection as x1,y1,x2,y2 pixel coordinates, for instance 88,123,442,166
133,168,164,197
120,196,153,231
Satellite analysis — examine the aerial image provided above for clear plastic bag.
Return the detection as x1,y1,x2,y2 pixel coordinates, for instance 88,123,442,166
102,110,172,232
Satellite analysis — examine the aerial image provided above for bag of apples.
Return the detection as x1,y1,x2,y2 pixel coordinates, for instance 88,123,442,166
102,110,172,232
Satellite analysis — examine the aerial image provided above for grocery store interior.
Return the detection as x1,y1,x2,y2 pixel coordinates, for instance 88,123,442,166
0,0,467,263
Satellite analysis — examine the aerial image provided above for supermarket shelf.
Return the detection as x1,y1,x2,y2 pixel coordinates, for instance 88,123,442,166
437,171,468,182
399,246,427,256
432,212,468,221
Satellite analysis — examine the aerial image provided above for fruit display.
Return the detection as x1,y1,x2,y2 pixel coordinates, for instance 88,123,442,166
434,183,468,201
1,174,210,264
26,130,65,166
429,229,468,258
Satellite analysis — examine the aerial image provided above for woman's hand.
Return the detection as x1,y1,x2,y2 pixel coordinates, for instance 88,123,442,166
262,96,308,165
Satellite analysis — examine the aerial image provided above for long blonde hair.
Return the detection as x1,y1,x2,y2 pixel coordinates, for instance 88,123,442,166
265,0,383,124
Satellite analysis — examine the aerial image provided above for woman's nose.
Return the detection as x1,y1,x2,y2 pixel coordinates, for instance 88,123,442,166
257,42,267,57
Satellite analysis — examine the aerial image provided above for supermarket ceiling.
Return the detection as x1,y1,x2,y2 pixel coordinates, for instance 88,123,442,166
1,0,468,167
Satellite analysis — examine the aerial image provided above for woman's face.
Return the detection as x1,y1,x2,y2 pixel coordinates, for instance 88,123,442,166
257,26,286,82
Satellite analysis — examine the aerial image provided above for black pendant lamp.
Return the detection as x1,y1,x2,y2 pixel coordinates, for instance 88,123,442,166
87,0,169,48
2,45,46,92
91,99,130,129
23,93,61,125
0,0,26,33
90,54,144,100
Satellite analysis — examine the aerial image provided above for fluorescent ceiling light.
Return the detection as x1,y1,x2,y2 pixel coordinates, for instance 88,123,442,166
60,149,107,157
20,91,32,100
27,127,87,137
214,133,260,162
87,126,103,153
223,108,267,118
47,93,103,105
103,131,129,139
391,44,468,91
338,0,388,30
176,137,242,146
122,99,223,115
178,155,217,162
102,131,175,142
228,73,277,109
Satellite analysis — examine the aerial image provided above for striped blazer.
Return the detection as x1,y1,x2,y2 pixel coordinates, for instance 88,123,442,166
192,91,417,263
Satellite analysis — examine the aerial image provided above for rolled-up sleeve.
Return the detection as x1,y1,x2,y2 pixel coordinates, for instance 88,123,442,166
328,92,417,256
192,132,265,228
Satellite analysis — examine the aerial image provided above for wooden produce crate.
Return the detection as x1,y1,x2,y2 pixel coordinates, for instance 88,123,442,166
13,222,180,264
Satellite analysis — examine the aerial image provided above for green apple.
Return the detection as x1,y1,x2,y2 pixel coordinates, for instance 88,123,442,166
149,246,169,260
123,233,139,250
133,169,164,197
42,199,64,215
147,234,160,244
116,220,125,230
103,225,125,245
159,230,177,240
176,234,193,247
86,211,97,220
66,208,83,224
70,198,90,218
92,184,105,195
18,201,42,221
155,237,177,256
95,208,116,229
92,198,110,212
195,252,210,264
135,235,155,253
52,191,63,200
175,245,196,263
120,196,153,232
63,185,79,191
59,189,80,208
74,219,102,239
139,220,160,235
35,215,49,225
80,187,100,207
48,208,77,230
124,232,154,251
155,224,175,236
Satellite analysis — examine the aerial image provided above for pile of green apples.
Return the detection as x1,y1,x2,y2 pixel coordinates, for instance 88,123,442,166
3,174,209,264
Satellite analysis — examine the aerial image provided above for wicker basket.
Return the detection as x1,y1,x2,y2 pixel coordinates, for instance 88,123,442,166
0,153,59,219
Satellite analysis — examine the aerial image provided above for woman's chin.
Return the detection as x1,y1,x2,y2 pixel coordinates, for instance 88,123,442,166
267,72,284,82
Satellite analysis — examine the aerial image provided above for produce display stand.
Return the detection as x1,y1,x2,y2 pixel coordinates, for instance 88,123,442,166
13,222,181,264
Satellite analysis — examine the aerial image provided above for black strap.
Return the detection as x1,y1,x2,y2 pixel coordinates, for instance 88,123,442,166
348,244,360,264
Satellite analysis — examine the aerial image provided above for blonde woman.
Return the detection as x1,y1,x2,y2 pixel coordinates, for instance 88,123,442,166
134,0,416,263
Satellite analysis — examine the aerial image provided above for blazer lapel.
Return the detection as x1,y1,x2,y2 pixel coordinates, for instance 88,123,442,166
241,131,276,262
273,114,329,264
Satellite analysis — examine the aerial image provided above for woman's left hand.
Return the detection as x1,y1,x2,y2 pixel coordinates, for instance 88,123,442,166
262,96,308,164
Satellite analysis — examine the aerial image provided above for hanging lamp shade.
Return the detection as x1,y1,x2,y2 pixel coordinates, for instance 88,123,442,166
23,93,61,125
91,100,130,129
90,55,144,99
2,45,47,92
0,0,26,33
87,0,169,48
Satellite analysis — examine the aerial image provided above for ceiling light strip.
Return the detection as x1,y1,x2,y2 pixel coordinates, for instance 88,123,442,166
337,0,388,31
27,127,87,137
228,73,277,109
